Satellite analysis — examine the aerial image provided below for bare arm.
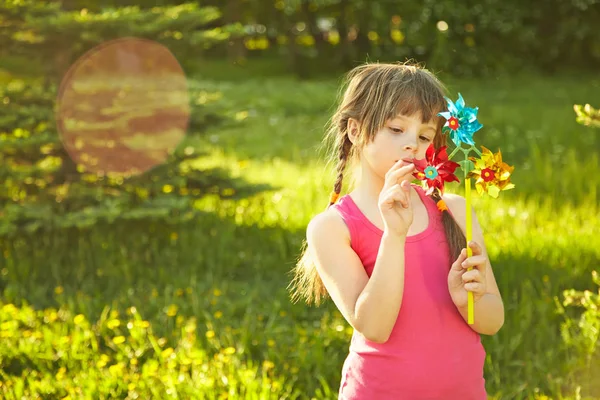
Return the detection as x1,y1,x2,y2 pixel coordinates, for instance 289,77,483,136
457,293,504,335
444,193,505,335
354,232,406,342
307,211,406,343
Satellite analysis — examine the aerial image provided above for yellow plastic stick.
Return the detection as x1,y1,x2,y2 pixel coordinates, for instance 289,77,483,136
465,177,474,325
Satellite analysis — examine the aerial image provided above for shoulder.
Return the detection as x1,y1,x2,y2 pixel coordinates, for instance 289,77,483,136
442,192,466,214
306,206,351,246
442,192,482,230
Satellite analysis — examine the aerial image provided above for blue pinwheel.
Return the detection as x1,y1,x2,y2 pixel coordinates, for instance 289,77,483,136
438,93,483,146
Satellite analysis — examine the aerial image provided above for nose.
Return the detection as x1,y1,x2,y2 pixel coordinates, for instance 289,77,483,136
403,140,417,153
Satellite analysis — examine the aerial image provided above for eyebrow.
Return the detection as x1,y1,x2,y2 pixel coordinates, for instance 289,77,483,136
392,116,437,133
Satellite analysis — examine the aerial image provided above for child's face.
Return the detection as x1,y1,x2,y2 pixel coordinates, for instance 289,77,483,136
362,112,437,180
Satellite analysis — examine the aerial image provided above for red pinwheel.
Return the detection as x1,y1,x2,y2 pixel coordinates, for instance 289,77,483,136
412,144,461,195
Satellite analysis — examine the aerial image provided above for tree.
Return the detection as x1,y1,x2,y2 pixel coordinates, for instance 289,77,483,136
0,1,267,237
0,1,244,82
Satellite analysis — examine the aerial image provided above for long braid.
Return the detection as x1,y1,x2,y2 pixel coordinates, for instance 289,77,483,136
328,126,353,208
429,189,466,264
288,121,354,306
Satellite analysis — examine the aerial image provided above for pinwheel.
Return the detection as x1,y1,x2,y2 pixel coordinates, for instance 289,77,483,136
413,145,460,196
467,146,515,198
414,93,515,325
438,93,483,146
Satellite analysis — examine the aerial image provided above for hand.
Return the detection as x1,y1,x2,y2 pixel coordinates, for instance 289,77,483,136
378,160,416,237
448,241,488,309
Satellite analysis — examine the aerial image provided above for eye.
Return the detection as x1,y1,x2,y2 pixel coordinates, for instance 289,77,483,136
420,136,432,142
390,127,404,133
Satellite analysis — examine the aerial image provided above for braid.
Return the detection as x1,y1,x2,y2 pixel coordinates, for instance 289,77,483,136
429,189,443,207
429,190,466,264
328,132,353,208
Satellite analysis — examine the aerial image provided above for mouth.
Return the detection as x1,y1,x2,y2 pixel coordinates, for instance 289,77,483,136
396,158,414,164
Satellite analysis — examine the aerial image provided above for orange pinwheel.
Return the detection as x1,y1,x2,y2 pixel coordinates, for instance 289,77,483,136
467,146,515,198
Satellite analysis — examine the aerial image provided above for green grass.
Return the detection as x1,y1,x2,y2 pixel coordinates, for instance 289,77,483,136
187,65,600,398
2,59,600,398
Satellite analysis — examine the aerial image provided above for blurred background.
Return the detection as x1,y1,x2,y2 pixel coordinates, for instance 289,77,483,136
1,1,599,399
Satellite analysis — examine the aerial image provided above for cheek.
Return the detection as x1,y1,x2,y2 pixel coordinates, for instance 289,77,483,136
416,144,429,159
371,133,397,155
365,139,397,173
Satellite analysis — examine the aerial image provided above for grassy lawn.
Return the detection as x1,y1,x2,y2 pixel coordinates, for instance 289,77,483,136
188,61,600,398
1,58,600,399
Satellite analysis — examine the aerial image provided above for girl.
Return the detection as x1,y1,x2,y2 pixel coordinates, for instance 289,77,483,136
289,62,504,399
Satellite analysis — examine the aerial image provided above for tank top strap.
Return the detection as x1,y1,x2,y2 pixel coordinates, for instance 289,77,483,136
411,184,438,214
330,186,453,249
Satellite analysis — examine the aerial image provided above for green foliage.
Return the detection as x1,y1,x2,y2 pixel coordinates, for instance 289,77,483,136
559,271,600,398
561,271,600,362
0,77,270,237
0,1,244,79
398,0,600,75
0,301,301,399
574,104,600,128
198,0,600,77
0,0,266,239
6,0,598,78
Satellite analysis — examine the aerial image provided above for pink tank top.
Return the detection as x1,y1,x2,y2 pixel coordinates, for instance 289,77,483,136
331,184,487,400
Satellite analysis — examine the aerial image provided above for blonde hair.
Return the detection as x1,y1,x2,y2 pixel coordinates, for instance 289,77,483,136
288,61,466,306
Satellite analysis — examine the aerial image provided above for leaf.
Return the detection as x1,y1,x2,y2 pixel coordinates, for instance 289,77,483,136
574,103,600,128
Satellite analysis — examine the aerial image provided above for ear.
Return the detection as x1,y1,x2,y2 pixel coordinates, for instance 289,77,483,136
347,118,360,145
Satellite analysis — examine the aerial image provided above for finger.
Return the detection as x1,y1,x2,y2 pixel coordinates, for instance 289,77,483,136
381,186,400,208
399,183,412,209
461,269,482,283
461,255,488,270
464,282,486,294
383,184,408,208
389,164,416,183
468,240,484,257
451,248,468,272
393,184,411,209
400,179,412,192
386,159,412,176
383,162,414,192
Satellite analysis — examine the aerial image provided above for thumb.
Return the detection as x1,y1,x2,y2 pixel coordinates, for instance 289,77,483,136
451,248,468,272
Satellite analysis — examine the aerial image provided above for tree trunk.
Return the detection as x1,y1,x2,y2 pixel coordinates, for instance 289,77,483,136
301,0,327,59
280,5,310,80
336,0,353,70
354,4,371,57
224,0,246,63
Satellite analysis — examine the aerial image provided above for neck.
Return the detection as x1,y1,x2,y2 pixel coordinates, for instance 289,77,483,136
354,157,385,202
